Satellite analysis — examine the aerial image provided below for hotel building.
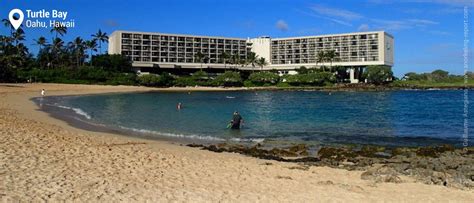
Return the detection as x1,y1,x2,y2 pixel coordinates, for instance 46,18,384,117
109,30,394,82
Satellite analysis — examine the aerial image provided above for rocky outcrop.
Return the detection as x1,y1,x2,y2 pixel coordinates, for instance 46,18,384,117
187,142,474,190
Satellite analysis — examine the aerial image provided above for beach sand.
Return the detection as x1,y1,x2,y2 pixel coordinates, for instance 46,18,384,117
1,83,472,202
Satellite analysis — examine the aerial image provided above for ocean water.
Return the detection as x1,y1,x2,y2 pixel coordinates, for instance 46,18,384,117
38,90,473,147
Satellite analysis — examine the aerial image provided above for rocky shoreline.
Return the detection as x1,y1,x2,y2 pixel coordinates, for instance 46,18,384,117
187,143,474,190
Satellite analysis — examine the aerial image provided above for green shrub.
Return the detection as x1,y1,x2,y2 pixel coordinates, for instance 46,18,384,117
212,71,242,87
247,71,280,86
137,74,173,87
174,76,198,87
363,65,393,85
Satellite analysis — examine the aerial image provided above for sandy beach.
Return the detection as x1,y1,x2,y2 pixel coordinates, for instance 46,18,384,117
0,83,473,202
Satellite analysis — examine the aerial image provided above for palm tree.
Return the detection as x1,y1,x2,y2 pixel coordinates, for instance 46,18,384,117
85,39,98,65
70,37,85,67
33,37,48,51
51,38,64,67
50,26,67,67
316,51,326,69
220,51,230,70
33,37,48,68
50,25,67,39
92,29,109,54
256,57,268,71
325,50,337,71
230,54,239,69
11,28,25,49
195,51,205,70
2,18,14,36
246,52,258,72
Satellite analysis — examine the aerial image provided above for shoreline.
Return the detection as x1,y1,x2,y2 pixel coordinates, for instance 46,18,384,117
1,83,473,201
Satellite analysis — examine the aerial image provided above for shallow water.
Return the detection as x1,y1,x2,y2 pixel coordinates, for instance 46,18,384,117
38,90,473,147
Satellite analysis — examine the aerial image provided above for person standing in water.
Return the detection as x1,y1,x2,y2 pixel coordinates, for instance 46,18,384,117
229,111,244,129
41,89,45,97
177,102,182,110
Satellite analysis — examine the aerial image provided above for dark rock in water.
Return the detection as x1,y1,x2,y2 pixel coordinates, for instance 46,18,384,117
288,144,309,156
317,146,357,161
360,145,386,157
415,144,455,158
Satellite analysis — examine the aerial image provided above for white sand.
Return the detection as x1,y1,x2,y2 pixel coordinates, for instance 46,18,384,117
0,83,472,202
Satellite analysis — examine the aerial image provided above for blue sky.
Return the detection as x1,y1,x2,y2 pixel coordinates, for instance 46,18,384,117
1,0,472,77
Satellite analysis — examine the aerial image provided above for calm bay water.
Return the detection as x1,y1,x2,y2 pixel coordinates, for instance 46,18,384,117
40,90,473,147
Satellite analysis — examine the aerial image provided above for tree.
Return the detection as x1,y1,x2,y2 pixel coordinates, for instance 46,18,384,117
325,50,337,71
246,51,258,71
363,65,393,85
91,29,108,54
85,39,98,64
213,71,242,86
33,37,49,68
316,51,326,69
69,37,86,67
92,54,132,72
2,18,14,36
50,25,67,39
33,37,48,51
194,51,206,70
220,51,230,69
256,57,268,71
230,54,240,69
248,71,279,86
431,69,449,81
50,25,67,67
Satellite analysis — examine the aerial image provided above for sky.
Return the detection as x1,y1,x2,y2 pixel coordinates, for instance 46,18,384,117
0,0,472,77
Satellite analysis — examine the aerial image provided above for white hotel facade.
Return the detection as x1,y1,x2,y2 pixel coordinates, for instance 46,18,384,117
108,30,394,83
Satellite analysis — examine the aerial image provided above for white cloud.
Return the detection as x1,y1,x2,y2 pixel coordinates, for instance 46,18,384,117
310,5,363,21
276,20,289,31
357,24,370,31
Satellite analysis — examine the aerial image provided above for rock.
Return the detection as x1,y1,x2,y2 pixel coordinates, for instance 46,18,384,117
288,144,309,156
416,144,455,158
361,165,402,183
318,147,356,161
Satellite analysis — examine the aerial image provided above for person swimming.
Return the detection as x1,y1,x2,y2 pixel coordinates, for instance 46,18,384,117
229,111,243,129
177,102,182,110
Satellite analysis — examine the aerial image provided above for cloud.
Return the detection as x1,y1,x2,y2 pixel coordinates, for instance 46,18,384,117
368,0,473,7
296,9,353,26
407,19,439,25
357,24,370,31
369,18,439,31
310,5,363,21
103,19,119,27
275,20,289,31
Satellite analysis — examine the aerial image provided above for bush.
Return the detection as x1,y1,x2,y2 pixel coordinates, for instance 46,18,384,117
281,72,334,86
212,71,242,87
91,54,133,72
363,65,393,85
247,71,280,86
138,73,173,87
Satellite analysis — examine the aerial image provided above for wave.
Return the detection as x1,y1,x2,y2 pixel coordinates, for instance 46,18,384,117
52,104,92,120
117,125,264,143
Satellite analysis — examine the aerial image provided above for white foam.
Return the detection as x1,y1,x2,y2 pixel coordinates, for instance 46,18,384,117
54,105,92,120
118,126,264,143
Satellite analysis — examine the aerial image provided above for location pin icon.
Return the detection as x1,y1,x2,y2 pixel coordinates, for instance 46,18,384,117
9,9,24,30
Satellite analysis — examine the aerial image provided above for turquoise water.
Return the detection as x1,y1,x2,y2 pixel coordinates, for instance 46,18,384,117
41,90,473,147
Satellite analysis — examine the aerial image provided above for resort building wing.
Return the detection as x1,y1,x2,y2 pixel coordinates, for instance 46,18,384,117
108,30,394,82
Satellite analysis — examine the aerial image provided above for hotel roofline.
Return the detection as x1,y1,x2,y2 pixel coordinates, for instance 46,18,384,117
111,30,394,41
110,30,247,41
271,31,394,40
